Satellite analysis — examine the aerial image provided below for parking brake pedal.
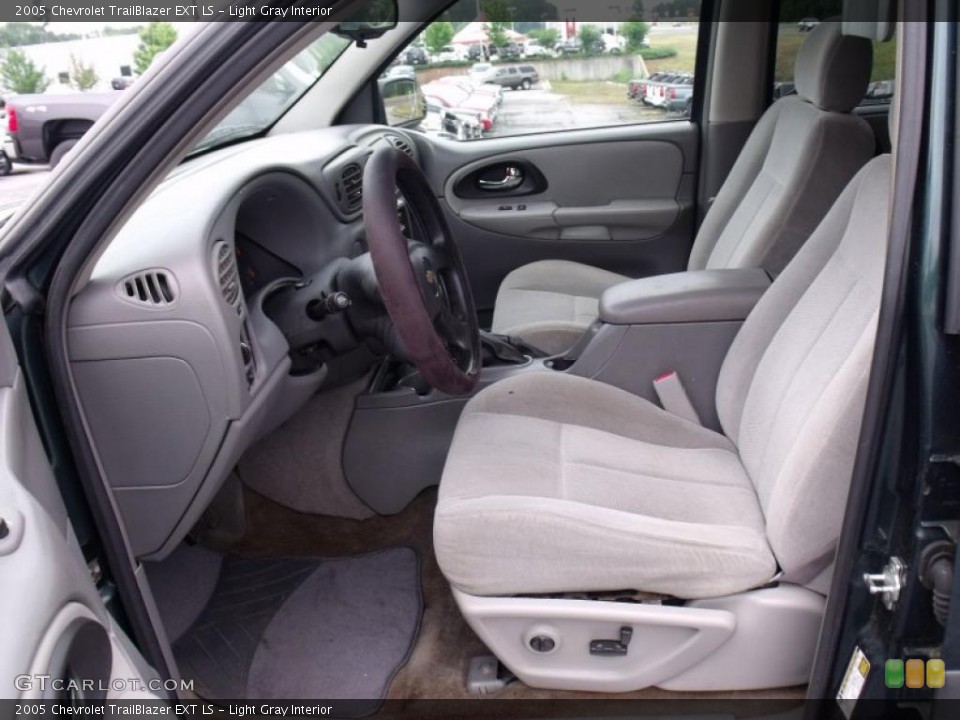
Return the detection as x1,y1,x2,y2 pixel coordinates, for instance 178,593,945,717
466,655,516,695
589,626,633,657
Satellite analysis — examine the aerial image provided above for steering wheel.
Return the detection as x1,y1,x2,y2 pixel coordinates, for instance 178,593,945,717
361,144,480,395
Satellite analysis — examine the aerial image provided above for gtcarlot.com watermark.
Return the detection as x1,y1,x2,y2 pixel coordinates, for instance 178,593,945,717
14,675,195,694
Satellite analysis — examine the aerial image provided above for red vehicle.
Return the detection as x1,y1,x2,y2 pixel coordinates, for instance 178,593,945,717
421,81,497,132
434,75,503,105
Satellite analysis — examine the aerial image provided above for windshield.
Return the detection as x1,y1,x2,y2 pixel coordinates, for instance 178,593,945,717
188,33,350,156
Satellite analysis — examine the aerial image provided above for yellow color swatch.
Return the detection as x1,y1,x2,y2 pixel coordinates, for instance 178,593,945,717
926,659,945,689
905,659,925,688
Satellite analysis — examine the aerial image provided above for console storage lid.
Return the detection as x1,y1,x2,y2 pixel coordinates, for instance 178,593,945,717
599,268,771,326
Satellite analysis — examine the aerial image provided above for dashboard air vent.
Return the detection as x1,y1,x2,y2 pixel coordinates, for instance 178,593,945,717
213,241,244,316
117,270,177,307
387,134,414,157
337,163,364,215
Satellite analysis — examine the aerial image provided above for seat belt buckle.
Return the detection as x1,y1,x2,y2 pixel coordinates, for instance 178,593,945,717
653,371,702,425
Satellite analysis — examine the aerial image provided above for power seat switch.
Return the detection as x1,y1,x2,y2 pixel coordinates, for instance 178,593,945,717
589,626,633,657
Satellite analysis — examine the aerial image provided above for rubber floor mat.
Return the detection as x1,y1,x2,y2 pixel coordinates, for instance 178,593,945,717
173,547,421,707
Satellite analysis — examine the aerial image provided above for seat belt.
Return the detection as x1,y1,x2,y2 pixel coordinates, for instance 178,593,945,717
652,371,702,425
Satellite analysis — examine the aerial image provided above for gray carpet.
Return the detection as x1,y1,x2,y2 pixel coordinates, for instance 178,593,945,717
239,374,375,520
173,547,421,704
145,542,223,643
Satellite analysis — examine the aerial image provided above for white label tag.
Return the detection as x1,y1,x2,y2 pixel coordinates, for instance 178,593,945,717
837,645,871,718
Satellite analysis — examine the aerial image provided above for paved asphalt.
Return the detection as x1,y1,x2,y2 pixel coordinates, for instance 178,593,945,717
0,165,50,214
491,84,660,138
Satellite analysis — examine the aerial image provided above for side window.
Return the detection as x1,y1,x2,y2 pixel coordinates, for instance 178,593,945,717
401,0,702,141
773,1,896,105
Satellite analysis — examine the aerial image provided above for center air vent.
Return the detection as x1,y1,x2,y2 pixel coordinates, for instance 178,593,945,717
336,162,364,215
117,269,177,307
387,134,414,157
213,241,244,316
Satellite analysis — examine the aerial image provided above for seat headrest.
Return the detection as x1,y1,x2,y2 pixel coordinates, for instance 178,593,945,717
842,0,897,42
795,21,873,113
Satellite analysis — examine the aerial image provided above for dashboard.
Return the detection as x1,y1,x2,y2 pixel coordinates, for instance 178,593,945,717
65,124,420,560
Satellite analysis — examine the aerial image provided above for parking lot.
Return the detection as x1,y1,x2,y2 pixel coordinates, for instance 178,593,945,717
490,82,667,138
0,166,49,214
0,84,665,211
0,79,678,216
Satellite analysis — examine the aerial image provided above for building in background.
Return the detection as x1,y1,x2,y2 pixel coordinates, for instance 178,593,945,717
9,35,139,93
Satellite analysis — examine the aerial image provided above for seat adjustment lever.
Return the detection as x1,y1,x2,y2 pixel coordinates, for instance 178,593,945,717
589,626,633,657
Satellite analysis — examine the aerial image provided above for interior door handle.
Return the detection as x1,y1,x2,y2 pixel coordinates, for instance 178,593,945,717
478,166,524,191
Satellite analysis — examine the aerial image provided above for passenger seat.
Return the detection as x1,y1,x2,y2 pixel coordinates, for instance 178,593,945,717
491,21,877,355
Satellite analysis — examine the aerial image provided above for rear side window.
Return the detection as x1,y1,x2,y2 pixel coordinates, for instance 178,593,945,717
406,0,703,141
773,0,896,105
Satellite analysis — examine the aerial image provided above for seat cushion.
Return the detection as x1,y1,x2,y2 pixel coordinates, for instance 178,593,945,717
490,260,628,355
434,373,777,599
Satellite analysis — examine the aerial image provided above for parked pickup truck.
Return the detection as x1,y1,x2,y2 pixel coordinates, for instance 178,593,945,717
5,91,121,168
638,73,693,112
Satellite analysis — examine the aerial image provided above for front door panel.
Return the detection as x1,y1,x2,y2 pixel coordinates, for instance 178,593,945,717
0,322,162,701
419,122,700,313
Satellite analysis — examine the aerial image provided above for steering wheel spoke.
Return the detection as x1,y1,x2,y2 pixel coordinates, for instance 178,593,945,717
437,305,470,351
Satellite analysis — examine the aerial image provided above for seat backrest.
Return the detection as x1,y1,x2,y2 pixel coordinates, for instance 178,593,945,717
688,22,876,276
715,153,890,583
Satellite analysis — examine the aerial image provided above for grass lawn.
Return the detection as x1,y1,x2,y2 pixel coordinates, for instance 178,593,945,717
550,80,632,104
645,32,699,75
775,26,897,82
640,26,896,82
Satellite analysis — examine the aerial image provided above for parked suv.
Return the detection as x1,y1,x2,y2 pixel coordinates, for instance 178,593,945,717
490,64,539,90
400,45,429,65
467,44,489,61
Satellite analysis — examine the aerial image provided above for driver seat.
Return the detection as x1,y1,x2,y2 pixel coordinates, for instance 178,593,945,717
434,151,892,691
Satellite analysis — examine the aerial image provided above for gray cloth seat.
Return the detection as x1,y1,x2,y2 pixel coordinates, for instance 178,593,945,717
436,154,891,599
491,21,876,355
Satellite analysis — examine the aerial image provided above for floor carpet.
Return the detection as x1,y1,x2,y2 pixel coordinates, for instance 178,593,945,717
209,486,807,702
171,547,421,707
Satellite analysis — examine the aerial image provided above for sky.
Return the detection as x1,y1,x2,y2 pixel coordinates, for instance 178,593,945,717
1,21,202,37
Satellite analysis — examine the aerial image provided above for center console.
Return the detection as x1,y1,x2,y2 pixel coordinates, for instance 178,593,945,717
343,268,772,514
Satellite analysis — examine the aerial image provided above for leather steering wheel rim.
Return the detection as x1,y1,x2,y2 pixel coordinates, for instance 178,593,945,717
362,144,480,395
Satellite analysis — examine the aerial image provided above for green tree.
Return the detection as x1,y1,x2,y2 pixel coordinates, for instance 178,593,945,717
482,0,511,22
622,21,651,51
101,26,141,37
578,25,604,56
528,27,560,49
630,0,646,19
0,22,80,48
482,0,511,49
134,22,178,74
0,49,49,94
70,54,99,91
423,21,455,54
487,22,510,50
